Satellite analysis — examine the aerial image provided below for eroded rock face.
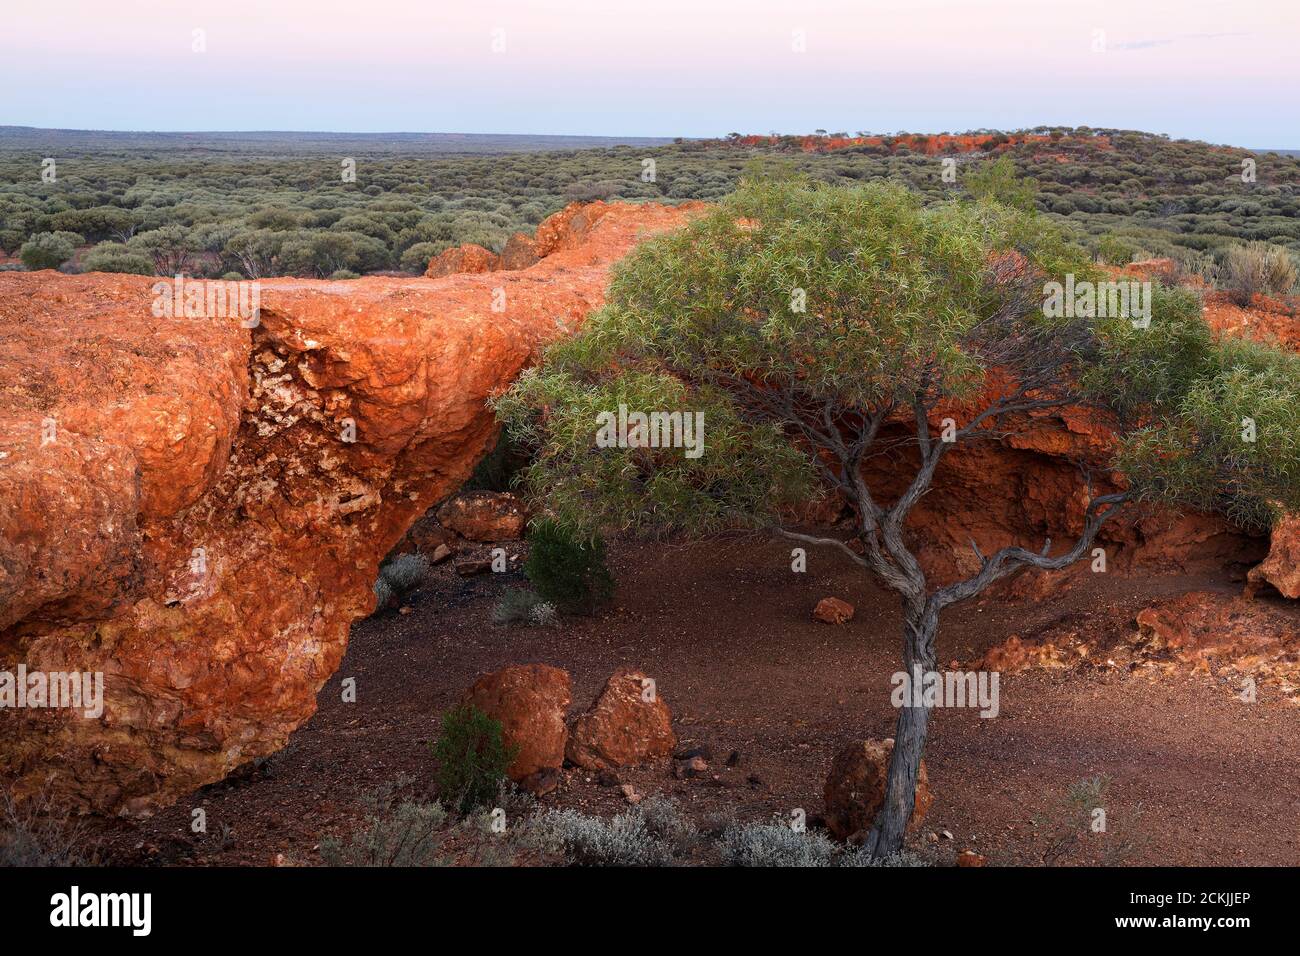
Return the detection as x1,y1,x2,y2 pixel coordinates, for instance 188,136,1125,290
462,664,571,781
0,200,701,813
566,668,675,770
854,391,1267,590
823,738,932,842
1246,514,1300,600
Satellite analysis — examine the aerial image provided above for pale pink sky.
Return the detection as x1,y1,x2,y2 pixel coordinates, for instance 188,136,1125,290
2,0,1296,145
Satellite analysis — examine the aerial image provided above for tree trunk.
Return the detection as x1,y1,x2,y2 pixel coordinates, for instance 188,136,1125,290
868,604,938,858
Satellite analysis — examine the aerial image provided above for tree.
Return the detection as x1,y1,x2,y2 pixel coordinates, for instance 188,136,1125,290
129,225,198,276
224,229,284,279
19,232,80,271
399,241,447,274
965,155,1038,212
495,177,1300,857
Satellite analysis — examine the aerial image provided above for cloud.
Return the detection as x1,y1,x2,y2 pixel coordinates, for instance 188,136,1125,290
1111,31,1250,51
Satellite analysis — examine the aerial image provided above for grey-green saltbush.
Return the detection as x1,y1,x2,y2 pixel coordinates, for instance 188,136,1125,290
719,822,836,867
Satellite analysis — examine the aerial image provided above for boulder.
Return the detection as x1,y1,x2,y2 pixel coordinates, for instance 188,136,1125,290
499,232,541,271
813,597,855,625
1246,513,1300,600
400,515,457,557
424,243,498,278
436,491,529,542
566,668,676,770
0,200,703,813
823,738,932,841
462,664,571,782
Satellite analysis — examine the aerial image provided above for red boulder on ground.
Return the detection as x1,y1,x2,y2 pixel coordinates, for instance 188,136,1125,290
824,738,932,841
436,491,529,542
813,597,855,624
424,243,499,278
499,232,541,270
566,668,676,770
462,664,571,781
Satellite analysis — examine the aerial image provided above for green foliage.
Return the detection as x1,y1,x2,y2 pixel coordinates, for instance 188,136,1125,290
318,778,450,867
128,225,198,275
719,823,838,866
80,242,155,275
496,178,1078,535
965,155,1038,212
371,553,428,614
4,128,1297,281
431,705,517,815
18,231,78,270
1095,233,1141,266
1220,241,1297,304
1115,336,1300,530
462,433,530,493
499,175,1300,552
522,519,614,614
491,587,557,627
399,241,446,273
521,806,680,866
1032,776,1143,866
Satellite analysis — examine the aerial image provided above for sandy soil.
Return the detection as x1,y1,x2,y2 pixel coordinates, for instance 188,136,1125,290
93,534,1300,866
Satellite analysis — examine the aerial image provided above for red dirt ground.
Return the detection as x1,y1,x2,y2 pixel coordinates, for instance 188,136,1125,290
91,535,1300,866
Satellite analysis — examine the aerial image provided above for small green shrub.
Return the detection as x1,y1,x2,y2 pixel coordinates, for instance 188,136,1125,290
839,847,933,867
1221,242,1297,304
522,807,678,866
319,778,450,867
1032,775,1144,866
329,269,360,280
493,587,540,625
492,587,556,627
463,433,530,493
371,553,429,614
1095,234,1140,266
432,704,517,815
399,241,447,274
524,518,614,615
19,232,78,271
81,241,155,275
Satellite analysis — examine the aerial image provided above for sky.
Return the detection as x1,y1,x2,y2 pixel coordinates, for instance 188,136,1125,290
1,0,1296,147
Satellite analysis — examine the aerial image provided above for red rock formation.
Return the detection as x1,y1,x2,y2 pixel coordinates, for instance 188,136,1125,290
499,233,541,271
566,668,675,770
857,394,1264,589
461,664,571,781
424,243,498,278
1247,514,1300,599
0,200,701,813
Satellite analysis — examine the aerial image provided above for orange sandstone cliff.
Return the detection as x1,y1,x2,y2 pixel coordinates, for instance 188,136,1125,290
0,201,702,813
